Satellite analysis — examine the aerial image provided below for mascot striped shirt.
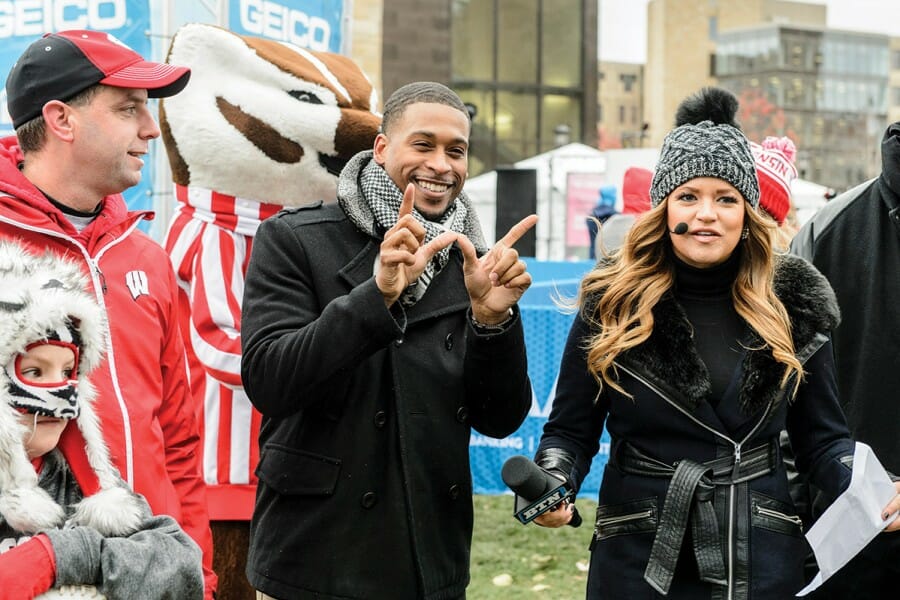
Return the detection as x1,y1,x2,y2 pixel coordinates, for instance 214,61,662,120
165,184,281,519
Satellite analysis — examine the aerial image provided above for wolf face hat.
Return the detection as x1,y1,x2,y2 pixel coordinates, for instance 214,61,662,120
0,241,142,536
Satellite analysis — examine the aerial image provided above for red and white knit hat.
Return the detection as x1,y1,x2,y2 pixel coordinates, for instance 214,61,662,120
750,136,798,225
0,242,142,536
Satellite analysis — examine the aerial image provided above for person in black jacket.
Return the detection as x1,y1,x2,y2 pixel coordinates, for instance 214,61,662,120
530,87,900,599
241,81,535,600
788,121,900,598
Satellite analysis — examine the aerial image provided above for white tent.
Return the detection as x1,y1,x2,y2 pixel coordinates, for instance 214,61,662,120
791,178,830,226
465,143,606,259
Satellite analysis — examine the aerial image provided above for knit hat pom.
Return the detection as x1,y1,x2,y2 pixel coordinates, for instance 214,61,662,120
71,485,144,537
0,486,66,533
674,86,740,128
650,87,759,208
762,136,796,162
751,136,798,225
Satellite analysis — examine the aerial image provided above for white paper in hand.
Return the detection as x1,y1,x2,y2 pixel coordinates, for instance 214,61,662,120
796,442,898,596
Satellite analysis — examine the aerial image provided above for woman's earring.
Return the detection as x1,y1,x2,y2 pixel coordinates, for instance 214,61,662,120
741,227,749,240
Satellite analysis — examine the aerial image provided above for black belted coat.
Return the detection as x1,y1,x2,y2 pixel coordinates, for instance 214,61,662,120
537,254,855,600
241,199,531,600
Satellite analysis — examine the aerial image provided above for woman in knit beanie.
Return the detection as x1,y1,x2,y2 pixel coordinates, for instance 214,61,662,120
0,241,203,599
527,87,900,599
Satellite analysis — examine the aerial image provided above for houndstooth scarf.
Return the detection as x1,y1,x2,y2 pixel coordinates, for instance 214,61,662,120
340,151,487,306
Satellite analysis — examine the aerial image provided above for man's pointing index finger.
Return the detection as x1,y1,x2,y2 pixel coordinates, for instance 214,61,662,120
498,214,538,248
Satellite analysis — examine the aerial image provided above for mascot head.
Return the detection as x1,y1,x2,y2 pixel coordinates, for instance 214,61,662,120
160,23,381,206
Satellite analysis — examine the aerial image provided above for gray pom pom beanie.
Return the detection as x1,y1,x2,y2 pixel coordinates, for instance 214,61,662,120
649,120,760,208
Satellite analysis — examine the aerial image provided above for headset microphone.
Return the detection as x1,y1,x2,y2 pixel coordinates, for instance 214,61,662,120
671,222,689,235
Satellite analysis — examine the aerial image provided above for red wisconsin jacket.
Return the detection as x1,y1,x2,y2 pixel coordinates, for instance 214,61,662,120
0,137,216,597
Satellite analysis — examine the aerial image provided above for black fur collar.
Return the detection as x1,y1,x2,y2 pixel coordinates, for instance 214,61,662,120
617,254,839,415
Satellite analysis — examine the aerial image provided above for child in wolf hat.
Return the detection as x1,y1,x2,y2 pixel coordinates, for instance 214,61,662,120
0,241,202,599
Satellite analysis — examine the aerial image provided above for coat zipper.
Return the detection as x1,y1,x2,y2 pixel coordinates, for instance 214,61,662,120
615,362,774,599
595,509,654,541
755,505,803,527
597,509,654,527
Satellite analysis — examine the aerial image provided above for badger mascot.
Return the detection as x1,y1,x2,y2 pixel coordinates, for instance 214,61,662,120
160,23,381,596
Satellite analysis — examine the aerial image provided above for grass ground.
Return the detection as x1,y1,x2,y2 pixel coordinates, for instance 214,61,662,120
468,494,598,599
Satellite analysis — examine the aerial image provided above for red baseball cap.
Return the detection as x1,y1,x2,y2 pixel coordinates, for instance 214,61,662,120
5,29,191,129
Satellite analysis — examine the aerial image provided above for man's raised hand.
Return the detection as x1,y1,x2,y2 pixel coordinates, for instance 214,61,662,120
456,214,538,324
376,183,458,306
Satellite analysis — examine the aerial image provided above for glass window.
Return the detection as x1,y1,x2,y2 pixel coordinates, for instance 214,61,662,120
891,50,900,70
541,94,580,153
498,0,538,83
496,91,538,160
457,88,496,134
452,0,495,80
457,88,495,176
542,0,581,87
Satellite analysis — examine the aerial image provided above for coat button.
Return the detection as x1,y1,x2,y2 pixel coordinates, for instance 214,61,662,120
394,338,403,347
444,333,453,350
448,484,461,500
456,407,469,423
374,411,387,428
361,492,378,508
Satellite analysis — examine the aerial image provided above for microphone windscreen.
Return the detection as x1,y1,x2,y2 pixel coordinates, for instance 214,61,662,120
673,222,689,235
501,455,552,499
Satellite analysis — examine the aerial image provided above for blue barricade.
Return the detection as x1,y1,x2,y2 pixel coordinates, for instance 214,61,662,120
469,260,610,499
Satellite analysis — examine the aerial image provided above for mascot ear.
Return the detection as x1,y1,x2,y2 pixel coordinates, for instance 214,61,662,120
160,23,381,207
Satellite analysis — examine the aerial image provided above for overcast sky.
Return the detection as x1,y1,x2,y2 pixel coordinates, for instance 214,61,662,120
600,0,900,63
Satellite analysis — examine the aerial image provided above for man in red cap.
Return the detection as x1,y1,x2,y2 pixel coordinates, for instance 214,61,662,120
0,30,216,597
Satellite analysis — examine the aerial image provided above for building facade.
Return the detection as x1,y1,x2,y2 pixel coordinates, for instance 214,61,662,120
597,61,645,149
716,25,889,190
642,0,900,191
644,0,825,146
382,0,599,176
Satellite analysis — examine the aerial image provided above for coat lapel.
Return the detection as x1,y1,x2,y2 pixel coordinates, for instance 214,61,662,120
616,294,776,432
337,237,379,289
617,254,840,430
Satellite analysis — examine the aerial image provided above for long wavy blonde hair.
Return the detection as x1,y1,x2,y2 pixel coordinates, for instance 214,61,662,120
580,198,802,397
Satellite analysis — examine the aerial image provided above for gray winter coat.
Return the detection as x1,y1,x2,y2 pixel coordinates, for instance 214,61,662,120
0,449,203,599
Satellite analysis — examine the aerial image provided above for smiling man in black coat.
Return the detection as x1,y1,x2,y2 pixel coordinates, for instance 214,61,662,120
241,82,535,600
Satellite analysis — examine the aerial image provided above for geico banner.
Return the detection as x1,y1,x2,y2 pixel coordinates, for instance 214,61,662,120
0,0,155,219
229,0,343,52
469,301,609,499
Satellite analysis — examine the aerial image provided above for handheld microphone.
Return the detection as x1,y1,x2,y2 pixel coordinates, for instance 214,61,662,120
670,222,689,235
501,455,582,527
